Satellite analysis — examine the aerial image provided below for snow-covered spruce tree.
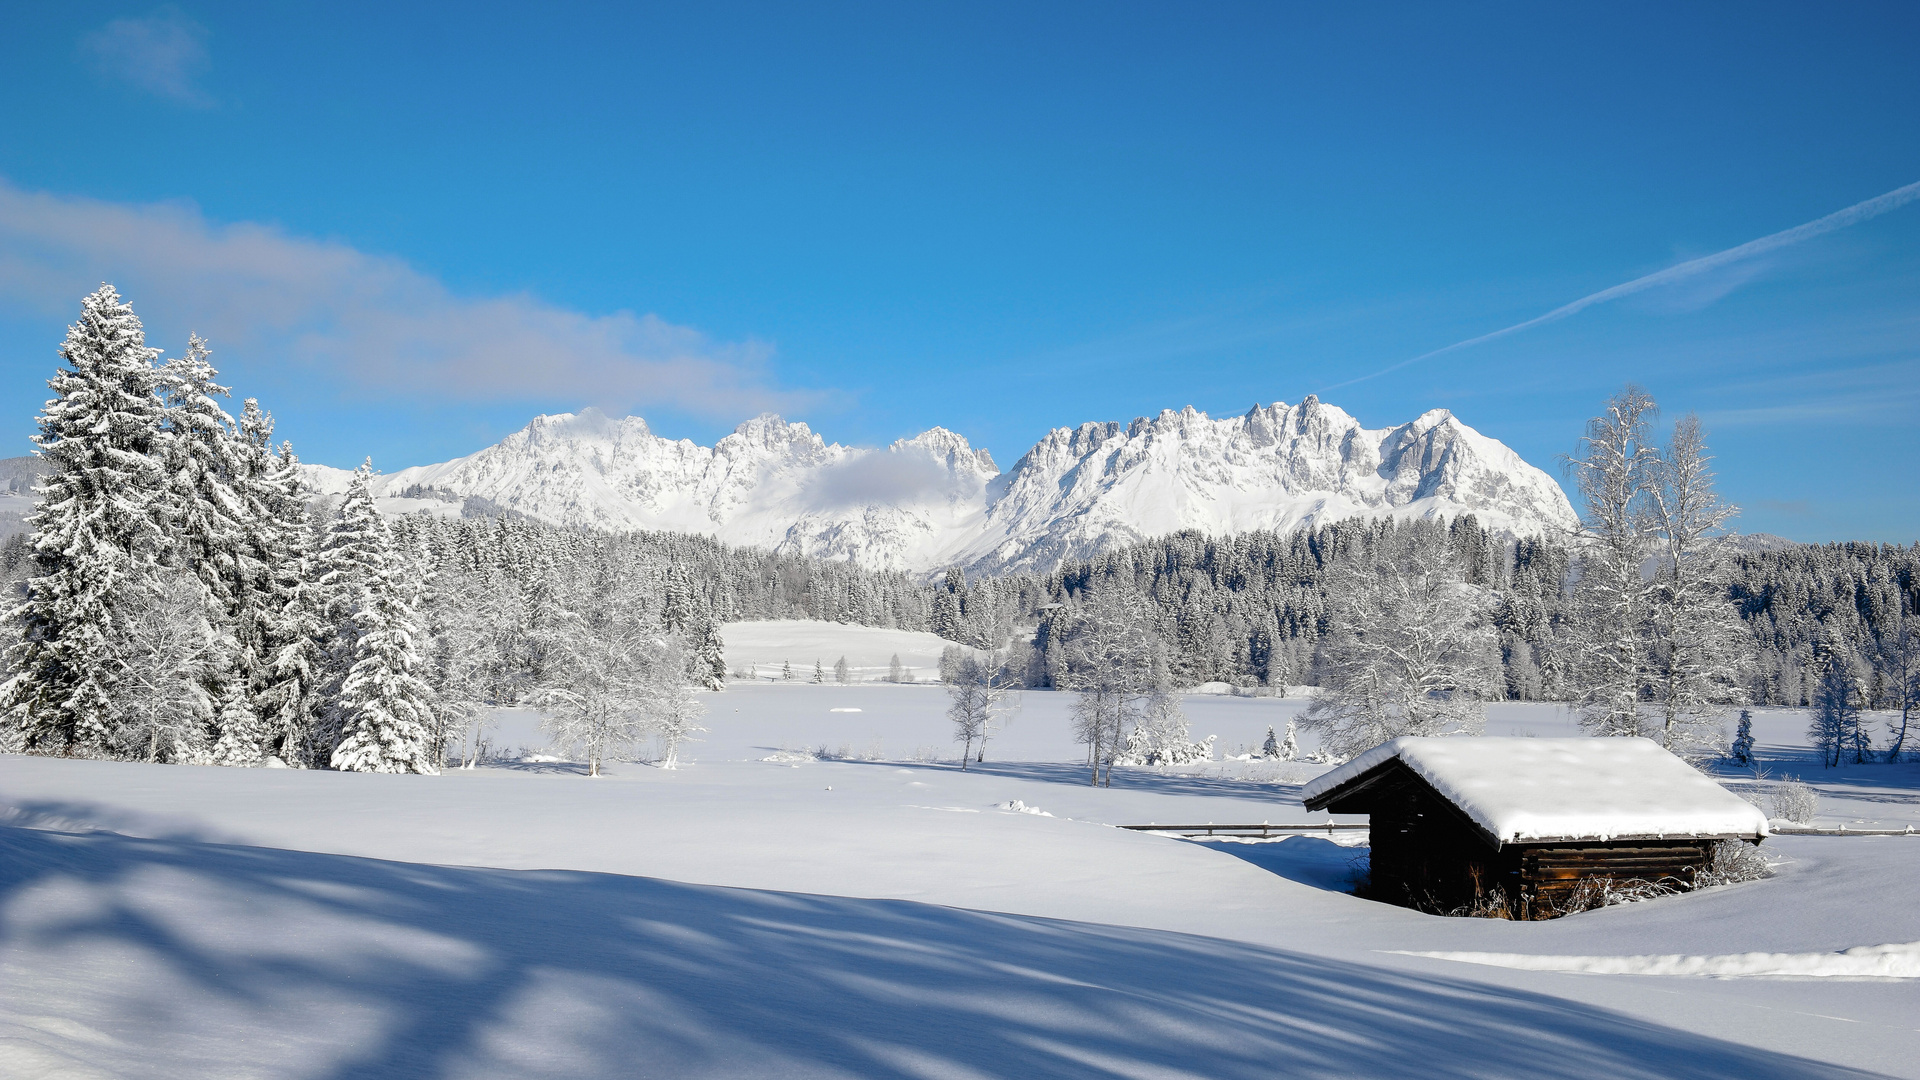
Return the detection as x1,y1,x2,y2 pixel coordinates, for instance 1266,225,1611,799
1302,528,1496,760
155,336,252,714
888,653,904,683
210,684,268,767
1278,719,1300,762
811,658,825,684
1872,601,1919,761
259,445,330,767
1644,414,1750,759
1261,725,1280,759
1808,641,1866,768
1730,710,1755,767
834,655,850,684
3,285,171,756
781,659,793,681
1563,386,1662,738
649,632,707,769
692,621,726,691
325,465,439,774
229,401,298,759
104,571,217,763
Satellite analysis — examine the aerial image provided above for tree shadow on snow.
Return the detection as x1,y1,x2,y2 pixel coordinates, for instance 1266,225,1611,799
0,823,1882,1080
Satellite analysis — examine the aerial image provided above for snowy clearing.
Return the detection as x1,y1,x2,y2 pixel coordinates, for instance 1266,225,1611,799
4,689,1920,1078
719,619,955,682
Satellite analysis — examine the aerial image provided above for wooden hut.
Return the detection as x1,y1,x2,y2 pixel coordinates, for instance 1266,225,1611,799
1301,737,1768,918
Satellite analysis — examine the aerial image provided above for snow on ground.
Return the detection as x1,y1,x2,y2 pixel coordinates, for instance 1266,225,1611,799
4,685,1920,1078
718,619,956,683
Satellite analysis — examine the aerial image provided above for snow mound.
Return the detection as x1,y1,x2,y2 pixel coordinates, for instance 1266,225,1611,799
999,800,1053,817
1303,737,1768,844
1400,941,1920,979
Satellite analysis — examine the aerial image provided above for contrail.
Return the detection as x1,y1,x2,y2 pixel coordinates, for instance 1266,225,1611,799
1320,178,1920,392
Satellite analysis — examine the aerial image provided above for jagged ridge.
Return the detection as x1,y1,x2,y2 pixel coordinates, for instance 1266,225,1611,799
303,397,1578,575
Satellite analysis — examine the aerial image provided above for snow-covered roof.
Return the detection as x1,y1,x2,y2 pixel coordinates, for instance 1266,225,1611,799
1301,737,1768,845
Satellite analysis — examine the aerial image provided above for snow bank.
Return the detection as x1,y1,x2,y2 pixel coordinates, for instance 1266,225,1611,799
1399,941,1920,979
1302,737,1768,843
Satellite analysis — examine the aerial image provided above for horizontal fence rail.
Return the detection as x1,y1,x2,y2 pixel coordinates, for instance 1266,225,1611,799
1121,824,1920,838
1118,823,1369,838
1768,825,1919,836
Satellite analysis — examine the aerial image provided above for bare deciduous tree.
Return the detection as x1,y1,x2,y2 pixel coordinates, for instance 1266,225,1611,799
105,572,217,764
1302,530,1496,759
1563,386,1662,738
1645,413,1751,759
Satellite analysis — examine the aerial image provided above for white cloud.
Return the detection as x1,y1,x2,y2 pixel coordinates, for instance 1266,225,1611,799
0,179,819,419
81,7,214,107
804,446,972,510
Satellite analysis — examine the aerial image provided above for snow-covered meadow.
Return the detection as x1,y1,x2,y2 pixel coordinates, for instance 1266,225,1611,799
5,670,1920,1079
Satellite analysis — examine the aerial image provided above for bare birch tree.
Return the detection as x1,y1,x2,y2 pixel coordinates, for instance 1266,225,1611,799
1645,413,1750,758
1059,585,1157,785
650,631,707,769
533,571,654,777
1302,529,1496,759
1564,386,1662,737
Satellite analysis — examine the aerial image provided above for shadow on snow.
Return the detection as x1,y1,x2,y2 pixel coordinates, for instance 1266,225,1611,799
0,818,1878,1080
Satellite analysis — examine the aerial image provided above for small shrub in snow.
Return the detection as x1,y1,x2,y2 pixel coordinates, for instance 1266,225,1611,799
1553,876,1678,915
1769,779,1818,825
1694,840,1773,887
912,746,946,763
815,739,885,762
1111,691,1214,766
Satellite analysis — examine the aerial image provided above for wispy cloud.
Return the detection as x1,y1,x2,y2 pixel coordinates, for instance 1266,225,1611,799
1693,357,1920,427
81,6,214,107
0,179,820,419
1321,178,1920,392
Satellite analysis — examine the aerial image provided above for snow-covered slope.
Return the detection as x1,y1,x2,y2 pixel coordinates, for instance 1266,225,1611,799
304,397,1577,575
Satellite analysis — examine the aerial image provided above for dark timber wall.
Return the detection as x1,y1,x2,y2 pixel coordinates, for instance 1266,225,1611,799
1314,759,1718,919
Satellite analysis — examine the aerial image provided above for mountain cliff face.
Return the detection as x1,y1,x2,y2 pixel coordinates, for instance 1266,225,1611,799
304,397,1577,576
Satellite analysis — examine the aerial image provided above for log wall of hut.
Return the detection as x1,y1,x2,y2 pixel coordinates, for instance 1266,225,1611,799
1316,759,1718,919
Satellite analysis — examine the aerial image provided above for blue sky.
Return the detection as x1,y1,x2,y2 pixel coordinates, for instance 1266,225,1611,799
1,2,1916,541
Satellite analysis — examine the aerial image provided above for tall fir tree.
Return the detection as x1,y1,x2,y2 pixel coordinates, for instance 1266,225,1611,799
157,335,254,738
325,464,439,773
259,442,329,766
2,285,170,755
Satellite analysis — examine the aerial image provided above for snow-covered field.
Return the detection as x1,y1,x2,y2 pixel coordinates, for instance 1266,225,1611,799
5,683,1920,1078
717,620,956,684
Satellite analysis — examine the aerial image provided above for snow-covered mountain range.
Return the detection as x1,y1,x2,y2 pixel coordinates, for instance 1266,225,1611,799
303,396,1579,576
